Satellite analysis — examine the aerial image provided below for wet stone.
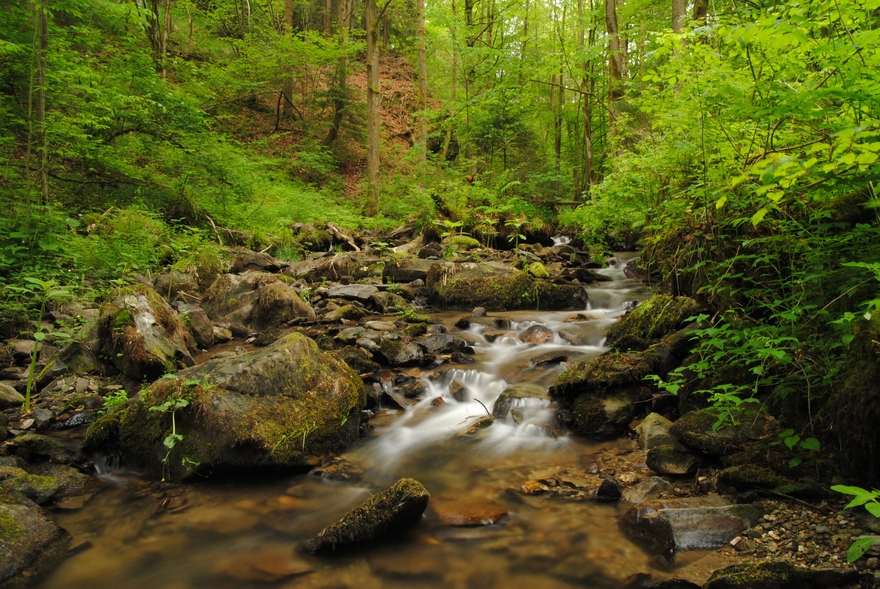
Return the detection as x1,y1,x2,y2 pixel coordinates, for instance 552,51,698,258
519,324,554,345
431,498,509,526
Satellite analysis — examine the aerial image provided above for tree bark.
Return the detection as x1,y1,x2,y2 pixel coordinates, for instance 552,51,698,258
417,0,428,188
365,0,381,216
283,0,295,119
672,0,686,32
605,0,624,145
692,0,708,22
32,0,49,206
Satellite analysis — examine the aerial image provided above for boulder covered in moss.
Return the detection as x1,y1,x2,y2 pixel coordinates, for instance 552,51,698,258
98,283,196,380
427,261,587,311
669,410,745,458
0,490,71,588
703,561,862,589
201,271,315,336
305,478,430,553
83,333,366,480
571,389,638,439
605,294,701,348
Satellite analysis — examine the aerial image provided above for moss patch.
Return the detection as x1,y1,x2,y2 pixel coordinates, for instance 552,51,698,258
0,509,25,542
605,294,701,347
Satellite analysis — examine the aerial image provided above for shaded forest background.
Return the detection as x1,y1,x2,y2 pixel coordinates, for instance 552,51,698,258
2,0,880,481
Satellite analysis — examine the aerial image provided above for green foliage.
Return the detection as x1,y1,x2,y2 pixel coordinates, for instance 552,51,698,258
11,278,73,413
831,485,880,562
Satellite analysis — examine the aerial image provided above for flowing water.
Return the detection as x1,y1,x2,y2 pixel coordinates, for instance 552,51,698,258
34,256,725,589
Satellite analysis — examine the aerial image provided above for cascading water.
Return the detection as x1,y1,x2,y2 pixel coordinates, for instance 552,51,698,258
35,254,716,589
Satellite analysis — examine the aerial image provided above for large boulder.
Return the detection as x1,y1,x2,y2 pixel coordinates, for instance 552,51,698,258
0,491,71,588
427,262,587,311
83,333,365,479
201,272,315,336
98,284,196,380
305,478,429,553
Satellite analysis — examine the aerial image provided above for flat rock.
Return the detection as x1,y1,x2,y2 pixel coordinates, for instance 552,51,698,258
327,284,379,303
704,561,862,589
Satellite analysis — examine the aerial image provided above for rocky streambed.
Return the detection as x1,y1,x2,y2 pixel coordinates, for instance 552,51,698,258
1,225,878,588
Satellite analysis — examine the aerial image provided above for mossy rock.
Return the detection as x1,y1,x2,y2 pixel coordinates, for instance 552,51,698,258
716,465,785,491
704,561,861,589
0,491,71,588
669,410,743,458
305,478,429,553
427,262,586,311
83,333,365,480
646,445,701,476
571,389,637,439
449,235,481,251
550,349,663,402
98,283,196,380
526,261,550,278
605,294,701,348
201,272,315,336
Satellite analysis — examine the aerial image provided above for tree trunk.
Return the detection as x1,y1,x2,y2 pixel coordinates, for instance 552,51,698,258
672,0,686,32
365,0,381,216
324,0,332,33
283,0,295,119
417,0,428,188
692,0,708,22
441,0,457,161
605,0,624,144
580,0,595,196
30,0,49,207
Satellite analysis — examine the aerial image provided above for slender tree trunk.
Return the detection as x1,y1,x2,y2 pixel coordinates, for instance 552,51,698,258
325,0,350,146
28,0,49,208
282,0,295,119
672,0,686,32
605,0,624,145
580,0,595,196
692,0,708,22
417,0,428,188
324,0,332,33
365,0,381,215
442,0,457,161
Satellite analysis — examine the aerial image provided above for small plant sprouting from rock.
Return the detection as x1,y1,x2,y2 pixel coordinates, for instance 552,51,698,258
149,379,203,481
831,485,880,563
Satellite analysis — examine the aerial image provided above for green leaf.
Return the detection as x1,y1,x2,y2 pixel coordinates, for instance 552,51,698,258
846,537,877,563
866,503,880,518
33,332,46,342
801,437,820,452
751,208,769,226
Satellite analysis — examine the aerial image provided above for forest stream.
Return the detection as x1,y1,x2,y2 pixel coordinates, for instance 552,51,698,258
26,256,740,589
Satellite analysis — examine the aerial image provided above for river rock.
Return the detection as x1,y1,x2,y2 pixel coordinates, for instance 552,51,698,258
0,491,71,588
305,478,429,553
519,324,553,345
327,284,379,303
98,283,196,380
202,272,315,336
229,250,281,274
703,561,862,589
153,270,199,301
175,303,215,349
625,496,765,553
286,252,378,282
669,410,745,458
620,477,675,507
378,339,423,367
646,445,701,476
492,383,550,421
596,476,622,501
383,258,439,284
0,384,24,410
431,497,508,526
335,347,380,375
570,389,637,439
9,433,91,473
604,294,701,349
428,262,587,311
322,304,366,323
635,413,676,450
82,333,365,479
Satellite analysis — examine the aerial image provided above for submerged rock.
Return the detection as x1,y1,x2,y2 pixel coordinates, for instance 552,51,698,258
83,333,365,479
305,478,429,553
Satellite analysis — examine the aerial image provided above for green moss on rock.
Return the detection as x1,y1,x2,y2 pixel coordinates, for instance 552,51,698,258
0,509,24,542
305,478,430,553
605,294,701,348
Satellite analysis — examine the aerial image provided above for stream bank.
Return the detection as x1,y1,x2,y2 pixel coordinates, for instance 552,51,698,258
1,228,878,588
